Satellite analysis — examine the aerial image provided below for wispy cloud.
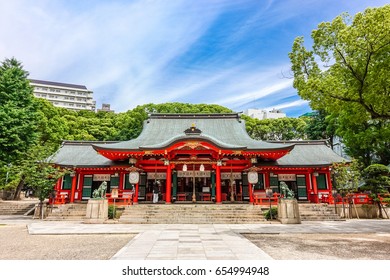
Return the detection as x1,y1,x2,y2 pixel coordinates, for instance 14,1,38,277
1,0,387,115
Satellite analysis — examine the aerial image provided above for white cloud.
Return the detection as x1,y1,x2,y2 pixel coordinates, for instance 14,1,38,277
265,99,309,111
2,0,385,115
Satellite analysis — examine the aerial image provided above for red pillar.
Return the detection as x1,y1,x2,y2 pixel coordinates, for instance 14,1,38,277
56,178,62,192
305,172,311,201
264,172,270,189
134,183,139,204
311,173,318,203
119,172,124,191
166,164,172,204
76,173,84,201
249,183,253,203
305,172,311,190
216,164,222,203
326,170,332,191
70,173,77,203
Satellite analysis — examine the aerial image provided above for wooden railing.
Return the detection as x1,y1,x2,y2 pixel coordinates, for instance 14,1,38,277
253,192,279,205
105,191,133,206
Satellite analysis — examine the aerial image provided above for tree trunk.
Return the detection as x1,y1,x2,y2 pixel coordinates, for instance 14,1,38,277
12,175,25,200
377,201,383,219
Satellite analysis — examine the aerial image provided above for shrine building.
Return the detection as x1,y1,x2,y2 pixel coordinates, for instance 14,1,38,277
50,113,346,204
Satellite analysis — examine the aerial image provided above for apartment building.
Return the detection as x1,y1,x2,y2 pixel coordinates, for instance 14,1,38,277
243,108,286,120
29,79,96,111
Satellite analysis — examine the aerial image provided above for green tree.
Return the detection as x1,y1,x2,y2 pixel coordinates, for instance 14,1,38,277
289,5,390,166
0,58,38,171
332,161,361,195
361,164,390,218
243,115,308,141
305,110,337,147
35,98,70,152
332,160,361,218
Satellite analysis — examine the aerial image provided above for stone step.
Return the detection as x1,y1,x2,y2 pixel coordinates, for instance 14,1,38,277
298,203,343,221
45,203,87,220
119,204,266,224
0,202,36,215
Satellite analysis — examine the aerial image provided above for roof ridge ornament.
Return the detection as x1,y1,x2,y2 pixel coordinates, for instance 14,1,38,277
184,124,202,135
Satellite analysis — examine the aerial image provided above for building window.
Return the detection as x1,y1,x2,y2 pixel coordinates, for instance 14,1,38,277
62,174,72,190
253,174,264,191
317,174,327,190
124,174,133,190
270,175,279,193
297,175,308,199
110,176,120,189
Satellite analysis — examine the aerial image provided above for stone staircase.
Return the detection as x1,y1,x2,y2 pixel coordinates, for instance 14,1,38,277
299,203,344,221
0,201,37,215
46,203,87,221
119,204,267,224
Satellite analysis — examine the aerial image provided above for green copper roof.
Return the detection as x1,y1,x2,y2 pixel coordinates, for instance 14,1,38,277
49,141,120,167
93,113,294,151
50,140,348,168
260,140,349,167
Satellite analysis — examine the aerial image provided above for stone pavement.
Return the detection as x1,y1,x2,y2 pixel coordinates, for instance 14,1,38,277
2,215,390,260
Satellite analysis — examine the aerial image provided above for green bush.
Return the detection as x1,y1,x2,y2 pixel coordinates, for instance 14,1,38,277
108,205,118,219
263,207,278,220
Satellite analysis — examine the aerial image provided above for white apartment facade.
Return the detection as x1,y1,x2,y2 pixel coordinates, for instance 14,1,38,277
243,108,286,120
29,79,96,111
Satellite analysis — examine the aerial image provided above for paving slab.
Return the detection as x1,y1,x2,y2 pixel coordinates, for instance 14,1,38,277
3,217,390,260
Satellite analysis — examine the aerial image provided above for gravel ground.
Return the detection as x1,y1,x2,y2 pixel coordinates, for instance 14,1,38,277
0,224,135,260
243,233,390,260
2,223,390,260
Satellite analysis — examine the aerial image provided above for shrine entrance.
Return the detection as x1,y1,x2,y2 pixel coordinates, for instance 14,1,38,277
176,170,212,202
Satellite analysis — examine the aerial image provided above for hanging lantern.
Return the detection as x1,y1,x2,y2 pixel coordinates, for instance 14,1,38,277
182,164,187,171
248,171,258,184
199,164,205,171
129,171,139,184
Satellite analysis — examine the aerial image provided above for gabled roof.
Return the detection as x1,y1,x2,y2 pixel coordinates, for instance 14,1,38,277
49,141,120,167
260,140,349,167
50,140,348,168
93,113,294,152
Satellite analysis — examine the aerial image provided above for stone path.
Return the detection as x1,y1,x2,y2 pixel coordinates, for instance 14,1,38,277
111,224,272,260
27,223,273,260
5,217,390,260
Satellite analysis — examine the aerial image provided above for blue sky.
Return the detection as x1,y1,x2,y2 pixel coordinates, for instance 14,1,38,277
0,0,388,116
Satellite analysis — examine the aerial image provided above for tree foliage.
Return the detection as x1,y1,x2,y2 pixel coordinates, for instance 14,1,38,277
304,110,337,147
289,5,390,166
22,146,67,203
361,164,390,218
243,115,308,141
0,58,38,166
331,160,361,196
